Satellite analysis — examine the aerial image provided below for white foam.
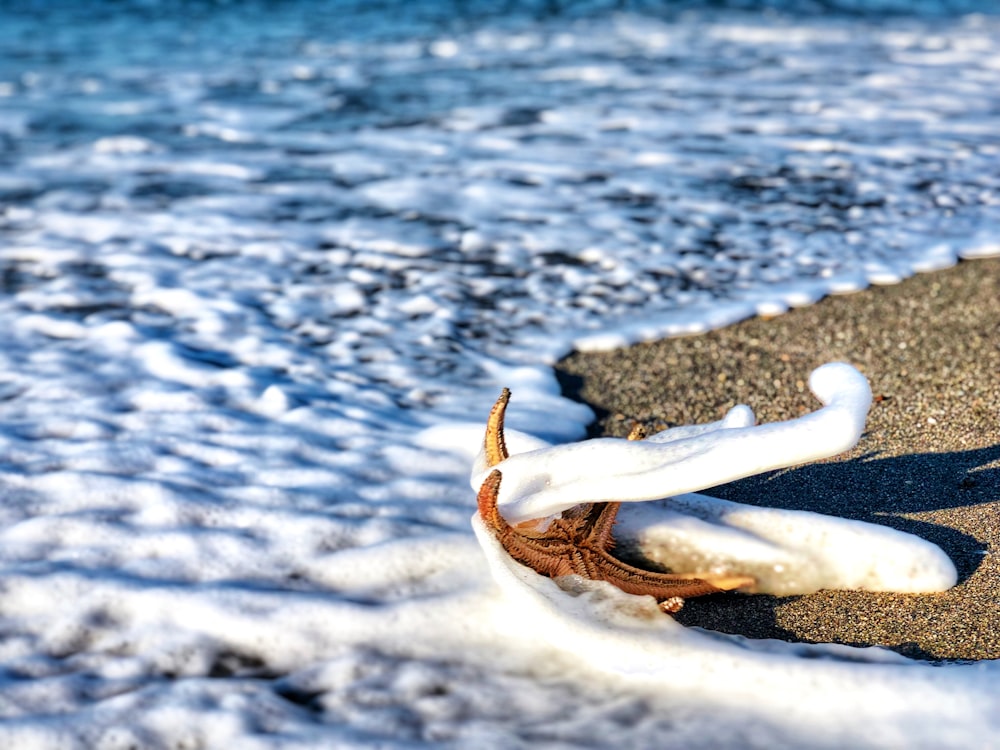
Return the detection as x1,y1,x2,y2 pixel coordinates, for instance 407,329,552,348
472,363,954,594
616,492,957,595
474,363,872,522
473,515,1000,746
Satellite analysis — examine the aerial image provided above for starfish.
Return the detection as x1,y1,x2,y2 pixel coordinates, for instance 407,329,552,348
478,389,754,613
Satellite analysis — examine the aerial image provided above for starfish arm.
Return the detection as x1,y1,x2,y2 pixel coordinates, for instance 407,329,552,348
484,388,511,468
578,501,622,551
626,422,647,441
513,544,578,578
477,469,510,534
477,446,754,606
479,470,579,577
587,549,732,599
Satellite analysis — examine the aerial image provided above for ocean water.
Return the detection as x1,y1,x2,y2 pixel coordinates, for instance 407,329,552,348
1,1,999,746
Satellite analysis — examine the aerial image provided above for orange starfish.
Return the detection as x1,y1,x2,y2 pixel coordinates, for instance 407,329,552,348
477,388,753,613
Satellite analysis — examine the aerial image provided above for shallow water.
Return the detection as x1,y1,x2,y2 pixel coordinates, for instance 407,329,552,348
1,1,999,746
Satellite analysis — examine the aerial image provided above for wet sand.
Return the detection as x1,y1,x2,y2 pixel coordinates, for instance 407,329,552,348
556,257,1000,661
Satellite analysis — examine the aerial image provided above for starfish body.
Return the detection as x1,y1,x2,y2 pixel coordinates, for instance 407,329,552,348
478,390,753,612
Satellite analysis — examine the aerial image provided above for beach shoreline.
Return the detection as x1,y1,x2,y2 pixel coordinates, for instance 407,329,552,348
556,257,1000,661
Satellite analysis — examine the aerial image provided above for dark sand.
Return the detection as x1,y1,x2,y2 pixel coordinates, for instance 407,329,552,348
557,257,1000,662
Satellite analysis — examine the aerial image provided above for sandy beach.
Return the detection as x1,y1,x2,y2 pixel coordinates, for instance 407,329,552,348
557,257,1000,662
